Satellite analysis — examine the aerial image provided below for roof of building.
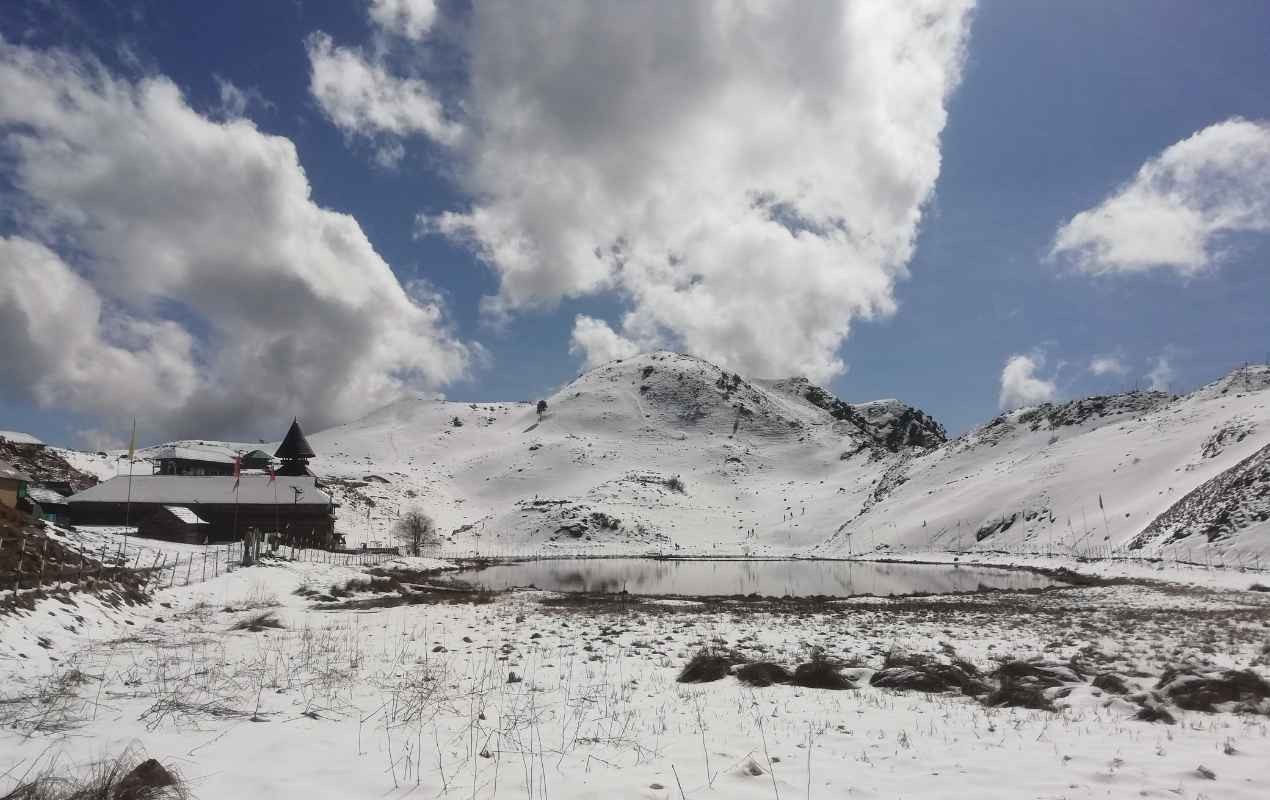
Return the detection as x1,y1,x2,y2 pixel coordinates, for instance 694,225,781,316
0,430,44,445
149,443,237,464
67,475,331,506
163,506,209,525
26,485,69,505
275,419,316,460
0,459,33,482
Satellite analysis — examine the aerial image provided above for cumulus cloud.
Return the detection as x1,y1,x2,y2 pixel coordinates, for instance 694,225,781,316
1147,354,1177,391
369,0,437,41
569,315,642,369
1089,355,1127,376
306,31,460,150
1051,118,1270,276
0,39,472,439
998,354,1058,410
353,0,974,380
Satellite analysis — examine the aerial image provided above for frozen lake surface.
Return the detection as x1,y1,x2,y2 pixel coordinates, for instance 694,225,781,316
452,558,1067,597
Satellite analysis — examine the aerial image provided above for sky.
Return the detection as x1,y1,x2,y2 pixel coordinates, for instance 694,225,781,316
1,0,1268,449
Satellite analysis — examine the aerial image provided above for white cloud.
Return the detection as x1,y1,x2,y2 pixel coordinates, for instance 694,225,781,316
0,39,472,439
998,354,1057,410
1052,118,1270,276
214,76,271,119
1147,354,1177,392
0,236,200,418
359,0,972,380
369,0,437,41
569,315,641,369
1089,355,1127,376
306,32,460,149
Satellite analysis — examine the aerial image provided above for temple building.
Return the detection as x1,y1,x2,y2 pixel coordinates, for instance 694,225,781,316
275,419,317,476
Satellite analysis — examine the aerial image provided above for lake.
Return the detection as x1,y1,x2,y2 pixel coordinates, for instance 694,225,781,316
450,558,1066,598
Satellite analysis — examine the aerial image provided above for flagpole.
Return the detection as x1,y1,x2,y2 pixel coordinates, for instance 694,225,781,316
232,452,241,550
123,417,136,554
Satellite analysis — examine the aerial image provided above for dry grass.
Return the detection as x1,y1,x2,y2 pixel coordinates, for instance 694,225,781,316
230,612,284,632
4,750,187,800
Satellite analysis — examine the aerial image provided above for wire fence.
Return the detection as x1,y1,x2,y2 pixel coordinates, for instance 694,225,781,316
1,533,408,598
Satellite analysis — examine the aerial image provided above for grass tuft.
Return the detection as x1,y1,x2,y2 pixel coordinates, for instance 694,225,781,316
5,751,187,800
735,662,791,687
677,649,739,683
230,612,284,632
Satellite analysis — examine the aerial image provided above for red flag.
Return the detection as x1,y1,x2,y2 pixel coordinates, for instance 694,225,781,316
233,453,242,490
266,464,276,484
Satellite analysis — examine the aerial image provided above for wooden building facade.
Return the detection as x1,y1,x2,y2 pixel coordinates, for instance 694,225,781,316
68,475,336,546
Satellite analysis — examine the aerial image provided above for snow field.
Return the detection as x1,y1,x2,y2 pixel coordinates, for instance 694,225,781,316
2,556,1268,799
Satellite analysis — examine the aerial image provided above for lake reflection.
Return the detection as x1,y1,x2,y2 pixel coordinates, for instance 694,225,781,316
452,559,1064,597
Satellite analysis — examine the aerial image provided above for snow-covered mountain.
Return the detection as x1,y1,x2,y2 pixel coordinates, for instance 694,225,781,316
300,352,1270,559
29,354,1270,559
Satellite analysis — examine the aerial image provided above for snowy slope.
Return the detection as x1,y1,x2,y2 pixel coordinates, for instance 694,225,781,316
306,354,1270,560
822,365,1270,560
13,355,1270,560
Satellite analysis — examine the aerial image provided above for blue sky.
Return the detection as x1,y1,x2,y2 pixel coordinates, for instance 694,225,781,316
1,0,1268,448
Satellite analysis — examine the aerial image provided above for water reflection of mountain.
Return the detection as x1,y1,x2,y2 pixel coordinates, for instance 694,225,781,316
461,559,1060,597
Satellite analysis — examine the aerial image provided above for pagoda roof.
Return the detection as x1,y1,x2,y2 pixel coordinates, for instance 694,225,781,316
274,419,316,460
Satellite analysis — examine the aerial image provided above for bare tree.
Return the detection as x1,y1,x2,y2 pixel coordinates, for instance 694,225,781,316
536,399,548,419
394,509,438,555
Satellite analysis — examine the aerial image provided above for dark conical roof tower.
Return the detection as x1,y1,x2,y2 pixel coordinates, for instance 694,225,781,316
275,419,316,476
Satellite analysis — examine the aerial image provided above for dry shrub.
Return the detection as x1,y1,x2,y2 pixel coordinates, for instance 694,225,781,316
5,752,187,800
1131,695,1177,725
1156,667,1270,713
792,657,853,690
1091,672,1130,695
677,649,739,684
230,612,284,632
870,651,989,696
735,662,791,687
983,659,1084,711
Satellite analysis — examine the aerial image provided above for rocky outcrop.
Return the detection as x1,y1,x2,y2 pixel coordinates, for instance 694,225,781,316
797,382,946,451
0,440,97,493
1015,391,1172,432
1130,443,1270,549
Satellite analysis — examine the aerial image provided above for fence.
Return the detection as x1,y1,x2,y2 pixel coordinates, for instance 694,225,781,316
1,532,406,598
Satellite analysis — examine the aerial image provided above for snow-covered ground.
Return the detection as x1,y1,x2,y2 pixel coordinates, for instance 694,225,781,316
5,353,1268,797
2,555,1268,799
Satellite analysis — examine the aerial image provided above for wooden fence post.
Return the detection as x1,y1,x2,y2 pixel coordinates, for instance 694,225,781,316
185,553,193,585
14,538,23,592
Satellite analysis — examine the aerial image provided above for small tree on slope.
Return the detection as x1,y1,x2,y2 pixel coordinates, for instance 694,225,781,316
394,509,438,556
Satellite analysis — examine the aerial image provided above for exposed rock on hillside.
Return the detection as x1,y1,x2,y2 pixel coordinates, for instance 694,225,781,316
1015,391,1172,431
1131,443,1270,549
0,440,97,492
776,378,946,451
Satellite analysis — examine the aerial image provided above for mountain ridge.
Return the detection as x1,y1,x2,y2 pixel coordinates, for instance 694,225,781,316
21,355,1270,561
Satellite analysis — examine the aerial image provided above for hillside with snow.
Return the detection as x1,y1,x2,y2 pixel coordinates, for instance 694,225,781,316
24,354,1270,560
290,353,1268,561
